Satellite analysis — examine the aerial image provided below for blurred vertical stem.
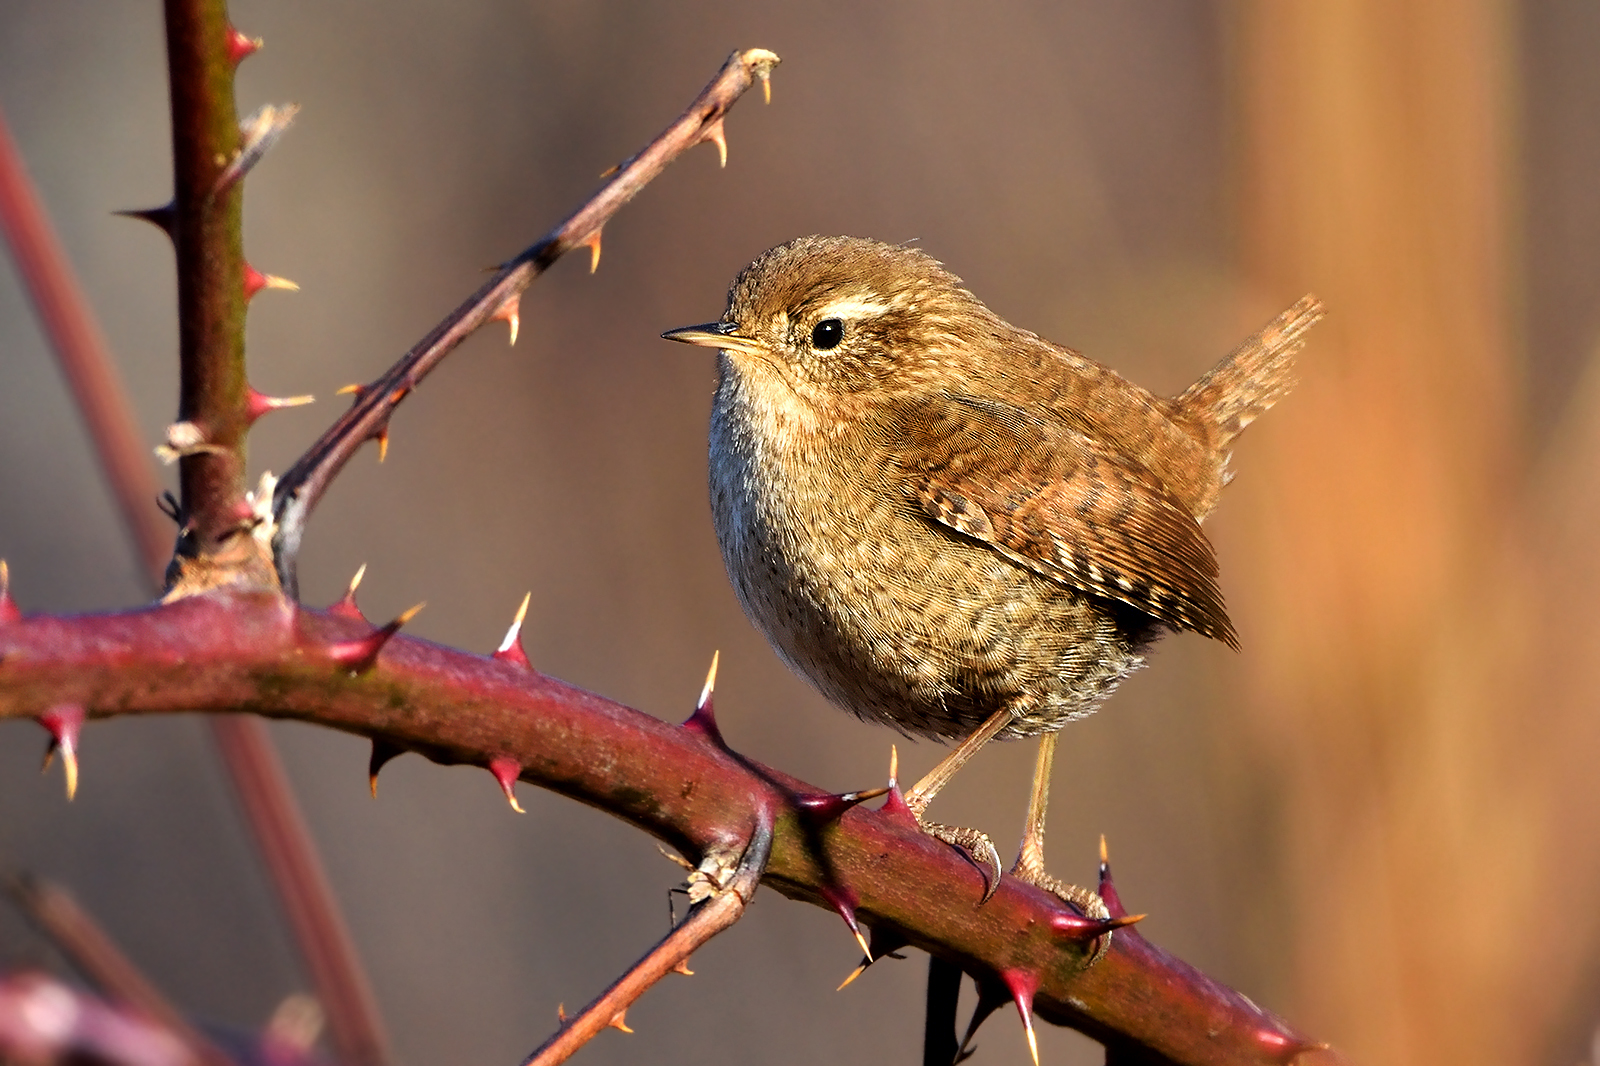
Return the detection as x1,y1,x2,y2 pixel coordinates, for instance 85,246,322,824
1233,4,1531,1066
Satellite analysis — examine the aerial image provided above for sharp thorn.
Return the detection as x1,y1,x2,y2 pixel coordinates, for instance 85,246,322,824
246,387,315,424
330,563,368,621
852,926,872,959
598,162,621,179
699,650,719,710
489,756,526,813
114,203,175,237
682,650,726,745
243,262,300,300
607,1011,632,1034
671,959,694,976
368,737,403,798
703,118,728,167
226,24,263,65
835,959,869,992
793,785,891,825
1000,972,1040,1066
489,294,521,346
889,744,898,788
37,706,85,801
493,592,534,669
326,603,421,674
336,383,365,398
376,427,389,463
557,1004,567,1025
581,229,602,273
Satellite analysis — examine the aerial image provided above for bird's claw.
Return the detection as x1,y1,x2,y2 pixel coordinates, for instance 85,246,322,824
920,820,1003,903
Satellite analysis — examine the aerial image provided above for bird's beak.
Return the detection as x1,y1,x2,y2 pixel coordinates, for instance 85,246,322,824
661,321,765,356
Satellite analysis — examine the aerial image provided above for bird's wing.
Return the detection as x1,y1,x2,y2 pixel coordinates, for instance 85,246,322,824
888,393,1238,648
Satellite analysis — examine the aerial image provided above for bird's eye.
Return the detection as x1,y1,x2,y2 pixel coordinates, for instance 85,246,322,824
810,319,844,350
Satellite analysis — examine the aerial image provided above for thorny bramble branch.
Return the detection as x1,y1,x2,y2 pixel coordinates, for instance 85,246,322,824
0,6,1332,1063
269,47,780,599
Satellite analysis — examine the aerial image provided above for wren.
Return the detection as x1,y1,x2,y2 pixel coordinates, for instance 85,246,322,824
666,235,1321,904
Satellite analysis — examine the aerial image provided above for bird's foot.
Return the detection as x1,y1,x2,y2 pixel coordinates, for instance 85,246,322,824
919,819,1004,903
1011,853,1134,966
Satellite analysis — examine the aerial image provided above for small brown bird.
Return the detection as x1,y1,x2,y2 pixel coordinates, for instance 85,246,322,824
666,236,1320,906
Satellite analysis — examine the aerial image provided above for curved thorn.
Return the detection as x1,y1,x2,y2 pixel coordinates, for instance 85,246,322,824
490,293,521,346
375,426,390,463
368,737,403,798
114,203,175,237
489,756,526,813
581,229,602,273
703,118,728,167
607,1011,632,1034
37,705,85,801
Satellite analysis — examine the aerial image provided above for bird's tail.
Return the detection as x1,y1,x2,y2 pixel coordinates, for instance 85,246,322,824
1177,294,1324,449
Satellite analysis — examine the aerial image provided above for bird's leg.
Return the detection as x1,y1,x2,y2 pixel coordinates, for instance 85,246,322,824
1010,732,1111,921
904,705,1015,817
904,705,1016,901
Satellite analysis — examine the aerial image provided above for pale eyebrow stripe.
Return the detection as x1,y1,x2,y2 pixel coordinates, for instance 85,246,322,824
815,296,892,320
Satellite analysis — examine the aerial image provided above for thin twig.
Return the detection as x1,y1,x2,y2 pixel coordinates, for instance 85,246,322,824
522,814,775,1066
270,47,780,596
5,876,236,1066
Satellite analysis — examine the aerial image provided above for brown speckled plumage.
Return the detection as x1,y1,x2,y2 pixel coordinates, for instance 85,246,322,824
681,235,1321,743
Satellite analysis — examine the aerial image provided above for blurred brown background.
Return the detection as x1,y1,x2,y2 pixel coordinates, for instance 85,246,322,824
2,3,1598,1065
